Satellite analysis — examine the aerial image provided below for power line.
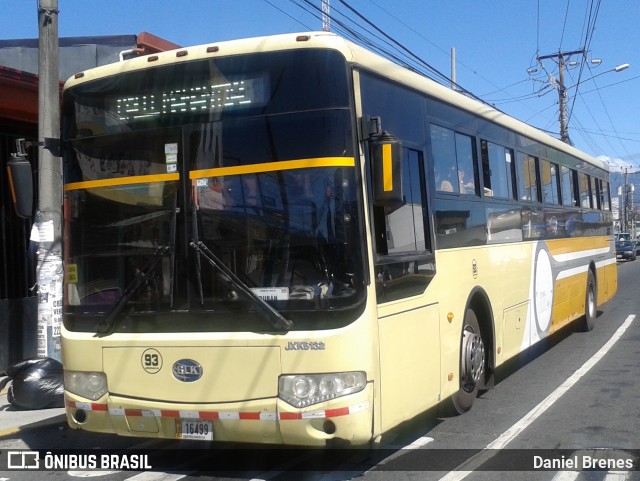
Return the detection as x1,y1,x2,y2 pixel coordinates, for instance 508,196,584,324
559,0,572,49
263,0,314,30
583,64,632,159
574,128,640,143
269,0,629,159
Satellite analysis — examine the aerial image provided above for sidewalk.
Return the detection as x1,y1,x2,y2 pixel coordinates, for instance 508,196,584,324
0,376,66,438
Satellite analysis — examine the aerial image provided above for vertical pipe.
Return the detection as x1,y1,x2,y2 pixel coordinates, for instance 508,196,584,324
451,47,456,91
37,0,62,361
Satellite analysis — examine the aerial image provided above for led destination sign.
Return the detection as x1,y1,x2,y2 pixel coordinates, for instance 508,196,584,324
116,77,267,120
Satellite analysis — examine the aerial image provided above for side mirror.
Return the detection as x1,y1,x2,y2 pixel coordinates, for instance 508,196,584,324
370,131,403,209
7,153,34,219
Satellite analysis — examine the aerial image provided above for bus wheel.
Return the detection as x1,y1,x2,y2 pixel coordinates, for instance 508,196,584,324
582,270,597,332
451,309,485,414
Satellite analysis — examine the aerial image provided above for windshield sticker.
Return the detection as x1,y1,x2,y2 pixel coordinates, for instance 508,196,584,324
166,164,178,173
66,263,78,284
165,143,178,154
165,144,178,165
250,287,289,301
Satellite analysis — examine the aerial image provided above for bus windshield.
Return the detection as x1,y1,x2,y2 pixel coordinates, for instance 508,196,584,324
62,49,366,333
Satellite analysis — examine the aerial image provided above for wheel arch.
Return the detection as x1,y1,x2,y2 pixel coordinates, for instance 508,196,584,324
465,286,496,388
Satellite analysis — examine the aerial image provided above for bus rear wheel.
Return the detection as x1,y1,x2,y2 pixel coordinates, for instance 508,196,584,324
581,270,597,332
451,309,485,414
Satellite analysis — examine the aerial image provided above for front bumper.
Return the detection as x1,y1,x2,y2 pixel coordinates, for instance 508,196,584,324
64,384,373,446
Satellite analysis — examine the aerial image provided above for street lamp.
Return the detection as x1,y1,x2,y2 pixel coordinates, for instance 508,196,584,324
559,62,630,144
565,63,630,90
531,49,630,144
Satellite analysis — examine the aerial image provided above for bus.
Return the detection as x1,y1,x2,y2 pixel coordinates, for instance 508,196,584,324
60,31,617,446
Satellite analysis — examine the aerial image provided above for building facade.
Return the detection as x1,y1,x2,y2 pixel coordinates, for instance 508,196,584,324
0,32,179,372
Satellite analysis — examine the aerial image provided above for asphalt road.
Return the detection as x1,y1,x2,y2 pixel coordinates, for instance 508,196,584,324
1,259,639,481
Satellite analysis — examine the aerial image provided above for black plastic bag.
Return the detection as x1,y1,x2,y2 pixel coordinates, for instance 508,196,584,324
0,357,64,409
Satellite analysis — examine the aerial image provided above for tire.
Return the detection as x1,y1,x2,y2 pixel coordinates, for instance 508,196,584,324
582,270,597,332
450,309,486,414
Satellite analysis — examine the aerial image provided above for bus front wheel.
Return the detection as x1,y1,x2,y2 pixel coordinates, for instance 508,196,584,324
451,309,485,414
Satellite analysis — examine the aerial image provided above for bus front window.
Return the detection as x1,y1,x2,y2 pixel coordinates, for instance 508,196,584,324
64,128,180,320
62,49,367,333
192,166,357,308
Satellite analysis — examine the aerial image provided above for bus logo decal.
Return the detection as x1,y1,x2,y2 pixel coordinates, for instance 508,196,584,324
141,348,163,374
285,341,326,351
172,359,203,382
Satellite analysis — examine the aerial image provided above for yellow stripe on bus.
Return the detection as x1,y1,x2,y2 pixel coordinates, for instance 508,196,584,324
382,144,393,192
65,173,180,191
189,157,355,180
546,236,611,254
6,167,17,204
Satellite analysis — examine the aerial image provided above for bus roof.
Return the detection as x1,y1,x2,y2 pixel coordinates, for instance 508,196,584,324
64,31,607,173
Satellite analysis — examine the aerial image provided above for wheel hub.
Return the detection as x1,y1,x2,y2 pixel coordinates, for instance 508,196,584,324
587,286,596,319
461,328,485,389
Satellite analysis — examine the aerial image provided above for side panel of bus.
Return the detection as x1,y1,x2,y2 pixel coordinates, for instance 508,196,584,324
355,65,617,436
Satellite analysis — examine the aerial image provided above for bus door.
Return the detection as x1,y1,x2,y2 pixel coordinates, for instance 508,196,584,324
368,141,440,431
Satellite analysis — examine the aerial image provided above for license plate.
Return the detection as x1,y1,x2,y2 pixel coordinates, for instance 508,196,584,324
176,419,213,441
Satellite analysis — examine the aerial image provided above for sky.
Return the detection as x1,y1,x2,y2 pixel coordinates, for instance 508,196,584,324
2,0,639,171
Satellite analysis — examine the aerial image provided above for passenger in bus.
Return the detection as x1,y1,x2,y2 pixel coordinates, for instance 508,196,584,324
440,178,454,192
458,169,475,194
197,177,225,210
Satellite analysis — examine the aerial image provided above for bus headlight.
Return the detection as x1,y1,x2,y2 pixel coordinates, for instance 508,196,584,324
64,371,108,401
278,372,366,408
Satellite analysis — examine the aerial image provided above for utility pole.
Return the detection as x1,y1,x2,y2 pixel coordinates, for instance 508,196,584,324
321,0,330,31
623,168,628,233
536,49,585,145
37,0,62,361
557,54,569,144
451,47,457,91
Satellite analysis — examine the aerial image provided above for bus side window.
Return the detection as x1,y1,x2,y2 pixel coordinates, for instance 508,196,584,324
600,179,611,211
373,148,434,302
578,172,592,209
373,148,426,256
481,140,516,199
561,166,577,207
541,160,561,205
516,152,540,202
430,124,477,196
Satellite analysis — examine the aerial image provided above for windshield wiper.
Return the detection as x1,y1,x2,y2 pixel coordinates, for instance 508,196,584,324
190,240,293,332
95,246,171,336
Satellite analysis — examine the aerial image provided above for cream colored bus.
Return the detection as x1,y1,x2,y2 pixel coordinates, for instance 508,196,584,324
61,32,617,446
